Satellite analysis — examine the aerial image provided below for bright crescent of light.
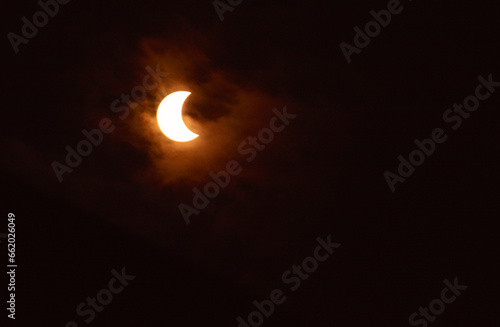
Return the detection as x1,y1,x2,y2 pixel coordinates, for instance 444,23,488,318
157,91,199,142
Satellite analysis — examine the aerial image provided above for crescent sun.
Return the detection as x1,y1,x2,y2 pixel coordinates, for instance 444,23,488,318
157,91,199,142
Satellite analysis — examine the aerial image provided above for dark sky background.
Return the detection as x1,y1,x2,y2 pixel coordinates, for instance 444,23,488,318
2,0,500,326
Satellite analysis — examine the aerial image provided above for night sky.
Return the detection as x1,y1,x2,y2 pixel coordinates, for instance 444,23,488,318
2,0,500,326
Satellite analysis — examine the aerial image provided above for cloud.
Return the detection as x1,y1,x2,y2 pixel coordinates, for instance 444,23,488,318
114,35,292,187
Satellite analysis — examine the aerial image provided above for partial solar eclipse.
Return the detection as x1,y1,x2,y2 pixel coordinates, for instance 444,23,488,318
157,91,199,142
